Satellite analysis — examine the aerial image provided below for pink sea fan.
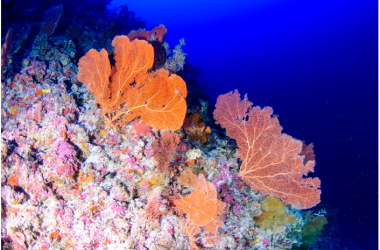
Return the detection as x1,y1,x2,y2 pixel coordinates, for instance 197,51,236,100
40,5,63,36
145,187,166,221
152,131,180,175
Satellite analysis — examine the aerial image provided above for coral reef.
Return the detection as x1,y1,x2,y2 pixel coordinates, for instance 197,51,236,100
1,3,324,249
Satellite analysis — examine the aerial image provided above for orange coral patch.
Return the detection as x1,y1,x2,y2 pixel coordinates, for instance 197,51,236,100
9,174,18,186
126,169,136,174
9,106,18,116
49,231,61,242
183,113,211,143
186,159,195,166
89,205,98,212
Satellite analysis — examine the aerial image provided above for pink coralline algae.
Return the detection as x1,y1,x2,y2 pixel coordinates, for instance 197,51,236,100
263,237,269,246
224,194,233,203
43,140,78,179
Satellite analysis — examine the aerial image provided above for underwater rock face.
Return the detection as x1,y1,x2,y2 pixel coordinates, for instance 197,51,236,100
1,2,327,249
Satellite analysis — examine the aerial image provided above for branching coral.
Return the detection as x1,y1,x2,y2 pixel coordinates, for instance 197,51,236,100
163,38,187,74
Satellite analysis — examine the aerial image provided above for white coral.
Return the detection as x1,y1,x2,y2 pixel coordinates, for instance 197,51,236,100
186,148,203,160
163,38,187,73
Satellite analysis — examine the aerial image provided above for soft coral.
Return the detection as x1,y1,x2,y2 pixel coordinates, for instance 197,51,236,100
78,35,187,131
213,90,321,209
174,174,226,248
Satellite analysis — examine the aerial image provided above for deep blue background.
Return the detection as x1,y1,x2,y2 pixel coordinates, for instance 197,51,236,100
109,0,379,247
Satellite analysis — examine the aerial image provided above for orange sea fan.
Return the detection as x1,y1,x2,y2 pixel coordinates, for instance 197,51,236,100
213,90,321,209
178,168,198,189
127,24,167,51
78,35,187,131
174,174,225,247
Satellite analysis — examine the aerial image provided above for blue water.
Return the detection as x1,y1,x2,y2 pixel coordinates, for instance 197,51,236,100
110,0,378,248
